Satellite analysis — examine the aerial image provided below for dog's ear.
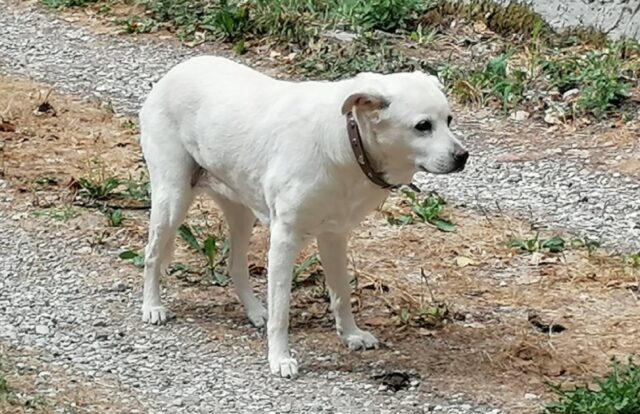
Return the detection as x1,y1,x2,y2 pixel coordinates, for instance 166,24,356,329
341,93,389,115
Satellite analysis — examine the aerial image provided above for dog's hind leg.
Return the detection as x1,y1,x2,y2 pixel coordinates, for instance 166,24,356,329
212,196,267,327
140,135,196,325
318,232,379,350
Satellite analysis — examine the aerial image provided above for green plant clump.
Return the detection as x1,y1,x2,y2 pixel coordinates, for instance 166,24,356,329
544,359,640,414
388,190,455,232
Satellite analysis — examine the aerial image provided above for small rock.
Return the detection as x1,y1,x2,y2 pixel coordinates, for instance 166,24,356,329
507,173,522,183
111,281,128,292
544,112,561,125
323,30,358,43
78,246,92,255
280,403,292,413
172,398,183,407
562,88,580,101
510,110,529,121
525,393,539,400
35,325,50,335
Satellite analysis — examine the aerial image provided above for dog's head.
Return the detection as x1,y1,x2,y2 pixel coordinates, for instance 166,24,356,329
342,71,468,182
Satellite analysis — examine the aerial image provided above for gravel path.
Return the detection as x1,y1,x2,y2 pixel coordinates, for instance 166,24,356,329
0,187,502,414
0,1,638,413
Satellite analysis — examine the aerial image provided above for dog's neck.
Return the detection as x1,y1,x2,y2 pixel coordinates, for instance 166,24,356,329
342,109,415,189
317,120,412,193
345,111,395,190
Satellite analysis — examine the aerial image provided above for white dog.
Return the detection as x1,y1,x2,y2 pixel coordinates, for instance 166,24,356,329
138,56,468,378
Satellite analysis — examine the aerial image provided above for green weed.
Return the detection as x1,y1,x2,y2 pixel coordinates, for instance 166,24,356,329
388,190,455,232
0,372,9,398
77,176,120,201
542,45,634,117
570,237,601,255
205,0,249,40
452,52,527,111
292,254,320,284
178,224,230,286
508,234,566,253
396,268,449,328
122,173,151,203
341,0,432,32
409,23,438,45
117,16,160,34
102,208,124,227
296,37,430,81
544,358,640,414
627,252,640,268
119,250,145,268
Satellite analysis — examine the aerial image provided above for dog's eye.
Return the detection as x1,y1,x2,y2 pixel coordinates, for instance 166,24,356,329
447,115,453,126
415,120,432,132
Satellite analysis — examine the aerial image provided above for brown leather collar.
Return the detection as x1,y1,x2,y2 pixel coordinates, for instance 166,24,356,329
346,111,396,190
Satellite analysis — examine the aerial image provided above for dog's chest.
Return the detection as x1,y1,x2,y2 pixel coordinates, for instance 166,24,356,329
305,190,387,234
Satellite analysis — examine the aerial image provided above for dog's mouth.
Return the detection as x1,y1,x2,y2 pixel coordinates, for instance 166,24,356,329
419,164,465,175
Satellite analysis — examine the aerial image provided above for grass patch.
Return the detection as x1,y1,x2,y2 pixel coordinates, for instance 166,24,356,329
42,0,639,121
295,36,433,80
541,44,636,118
78,175,120,201
444,41,638,118
544,359,640,414
33,206,80,222
341,0,432,32
448,51,527,111
73,167,150,207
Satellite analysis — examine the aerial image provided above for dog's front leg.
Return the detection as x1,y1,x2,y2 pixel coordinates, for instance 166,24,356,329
267,221,302,378
318,232,379,350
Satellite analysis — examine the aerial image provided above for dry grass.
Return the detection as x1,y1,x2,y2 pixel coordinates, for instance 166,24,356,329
2,74,639,414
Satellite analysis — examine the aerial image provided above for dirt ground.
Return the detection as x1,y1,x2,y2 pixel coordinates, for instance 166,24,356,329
2,72,639,413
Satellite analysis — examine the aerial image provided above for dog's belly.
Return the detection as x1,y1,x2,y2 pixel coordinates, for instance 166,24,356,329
195,172,271,224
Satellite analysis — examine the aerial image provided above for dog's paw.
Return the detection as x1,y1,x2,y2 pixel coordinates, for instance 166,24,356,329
246,304,268,328
269,355,299,378
141,304,169,325
341,329,379,351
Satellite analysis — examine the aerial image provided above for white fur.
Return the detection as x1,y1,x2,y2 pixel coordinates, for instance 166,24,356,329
138,56,467,378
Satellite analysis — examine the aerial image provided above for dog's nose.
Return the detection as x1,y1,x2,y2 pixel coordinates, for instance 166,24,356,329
453,149,469,169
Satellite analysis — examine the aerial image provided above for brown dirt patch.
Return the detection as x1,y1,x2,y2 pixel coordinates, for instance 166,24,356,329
2,75,639,414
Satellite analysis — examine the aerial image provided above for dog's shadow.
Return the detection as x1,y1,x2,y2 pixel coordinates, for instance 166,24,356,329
170,295,418,383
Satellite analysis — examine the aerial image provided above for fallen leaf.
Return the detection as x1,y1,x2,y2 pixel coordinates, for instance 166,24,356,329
455,256,477,267
0,120,16,132
366,317,390,327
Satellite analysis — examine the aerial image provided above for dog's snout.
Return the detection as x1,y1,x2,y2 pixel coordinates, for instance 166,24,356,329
453,148,469,169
